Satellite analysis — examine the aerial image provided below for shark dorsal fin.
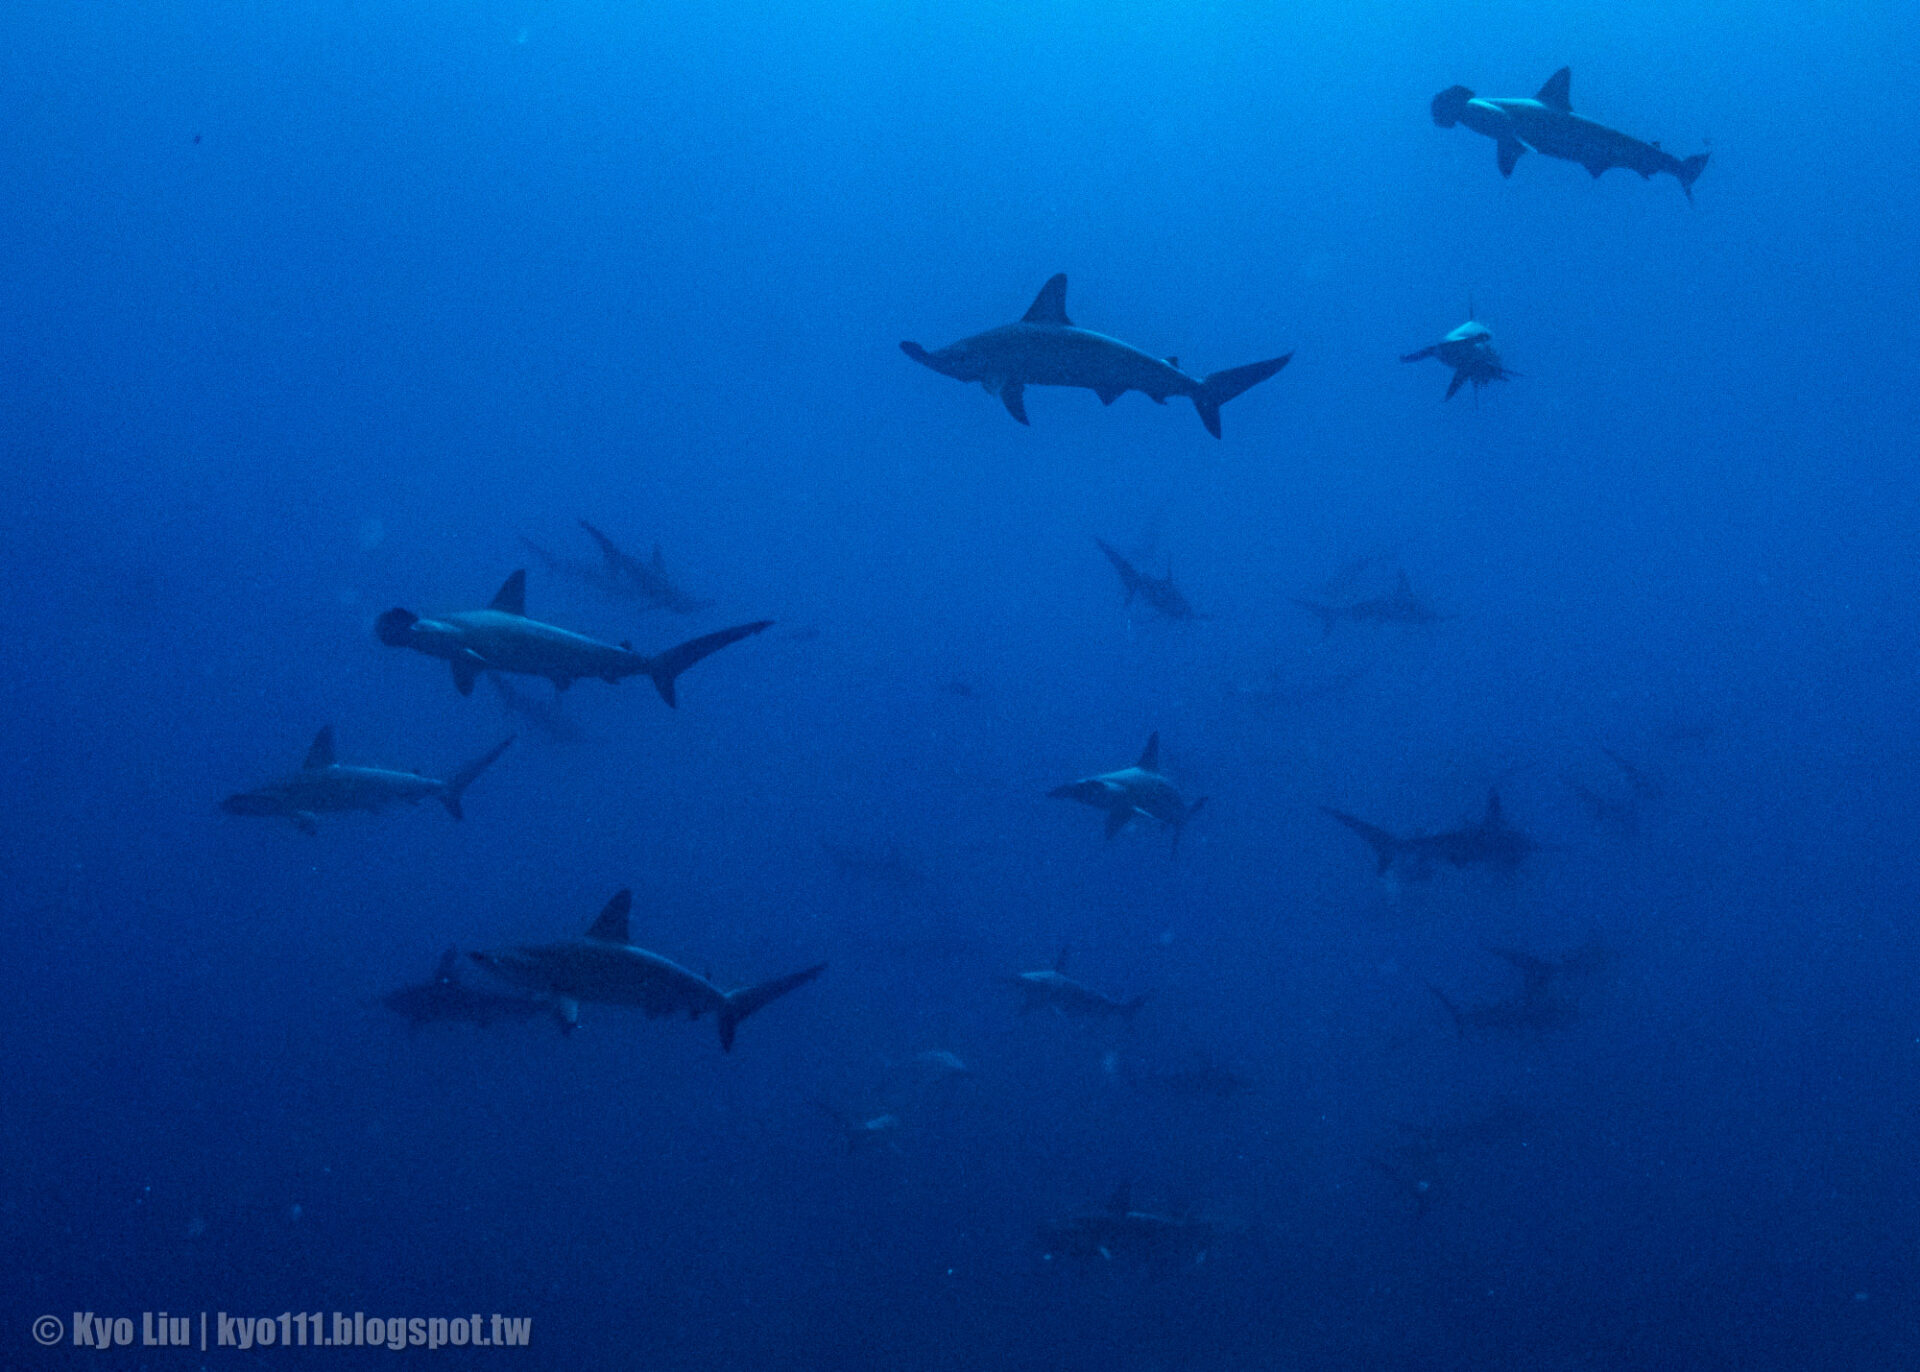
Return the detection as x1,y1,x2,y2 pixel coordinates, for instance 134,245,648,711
1536,67,1572,112
304,725,336,770
1107,1181,1132,1215
1023,274,1072,327
586,889,633,943
490,570,528,616
1484,790,1504,827
433,946,460,982
1055,945,1070,974
1137,731,1161,772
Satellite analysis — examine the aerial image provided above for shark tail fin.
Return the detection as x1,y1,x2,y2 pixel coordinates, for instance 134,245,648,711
1192,355,1292,438
1676,152,1709,201
440,736,515,819
1095,539,1140,603
645,621,774,707
1323,807,1400,874
1428,984,1467,1038
1171,797,1207,857
1292,599,1340,637
718,962,827,1052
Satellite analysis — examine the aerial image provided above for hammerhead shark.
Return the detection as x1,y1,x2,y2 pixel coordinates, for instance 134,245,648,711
1050,732,1207,853
469,889,825,1051
221,726,512,834
1322,790,1540,879
901,274,1291,436
1037,1183,1218,1265
1293,570,1447,636
381,948,570,1034
1400,315,1517,401
1428,941,1611,1037
1010,947,1149,1023
1094,539,1207,621
376,570,770,704
521,520,715,614
1431,67,1709,200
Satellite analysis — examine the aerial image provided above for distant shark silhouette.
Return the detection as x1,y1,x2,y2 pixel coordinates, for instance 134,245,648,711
1050,732,1208,853
1400,313,1517,401
377,570,769,704
901,274,1291,437
1010,947,1148,1023
1037,1182,1219,1266
1432,67,1708,199
381,948,570,1034
1428,941,1612,1037
1094,539,1207,621
221,726,512,834
487,672,584,744
1293,570,1447,636
521,520,714,615
1322,789,1540,879
469,889,825,1051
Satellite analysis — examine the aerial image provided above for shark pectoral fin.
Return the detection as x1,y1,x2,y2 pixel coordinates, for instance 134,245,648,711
1095,386,1124,406
1400,346,1437,363
1444,369,1468,401
999,381,1029,426
1104,806,1132,840
1497,138,1526,177
450,657,480,696
292,811,319,835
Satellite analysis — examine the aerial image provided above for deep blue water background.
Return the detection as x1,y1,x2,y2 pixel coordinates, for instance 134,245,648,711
5,1,1920,1367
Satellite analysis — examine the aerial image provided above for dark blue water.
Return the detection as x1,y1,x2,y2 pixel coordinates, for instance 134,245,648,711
5,2,1920,1367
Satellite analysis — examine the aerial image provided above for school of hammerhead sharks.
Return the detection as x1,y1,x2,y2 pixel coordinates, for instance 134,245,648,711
219,66,1706,1260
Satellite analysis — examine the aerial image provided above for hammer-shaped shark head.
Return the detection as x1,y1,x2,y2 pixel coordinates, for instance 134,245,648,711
1431,85,1475,128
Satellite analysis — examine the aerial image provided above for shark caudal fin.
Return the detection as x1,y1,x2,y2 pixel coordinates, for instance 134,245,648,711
1427,985,1467,1038
1171,797,1208,858
1676,152,1709,201
577,519,623,566
645,621,774,707
1322,807,1401,874
1292,599,1341,637
1095,539,1142,603
439,735,515,819
718,962,827,1051
1192,355,1292,438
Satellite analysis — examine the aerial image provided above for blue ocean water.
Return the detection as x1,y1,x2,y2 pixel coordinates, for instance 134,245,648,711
5,0,1920,1366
